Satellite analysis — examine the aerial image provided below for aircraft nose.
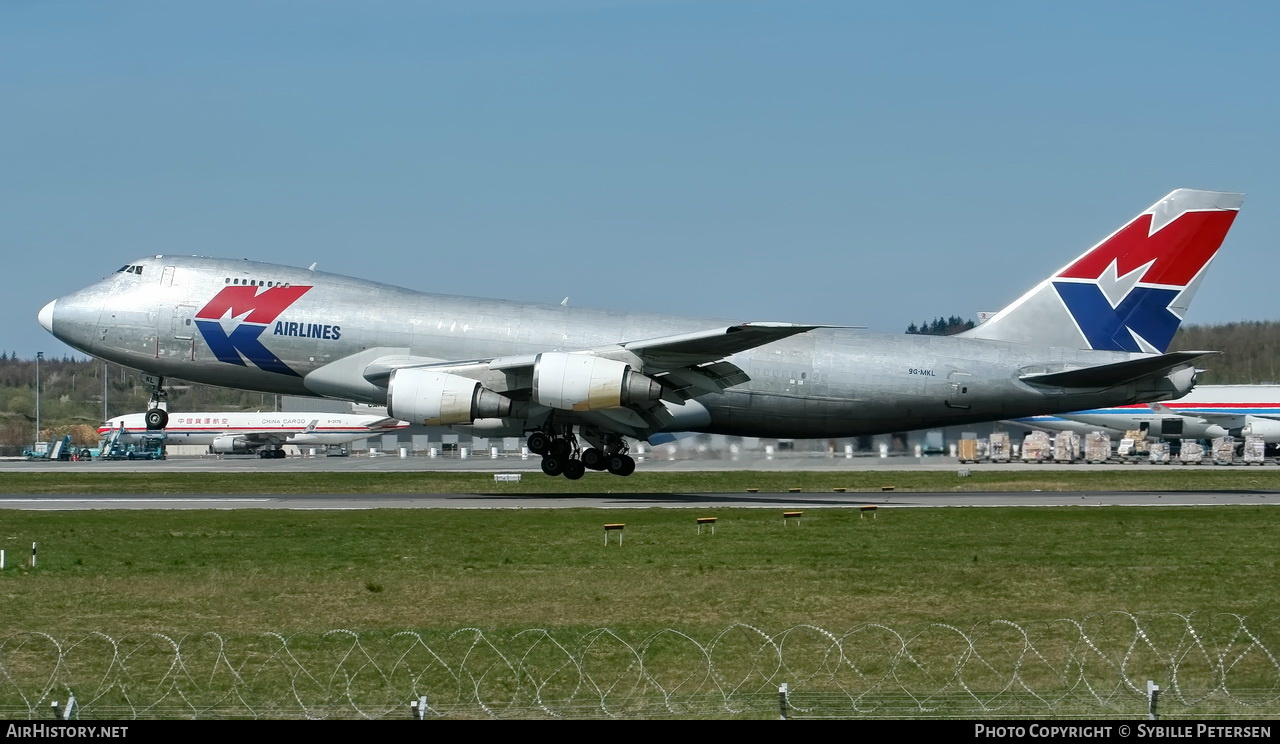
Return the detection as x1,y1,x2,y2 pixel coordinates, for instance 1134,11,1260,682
38,299,56,333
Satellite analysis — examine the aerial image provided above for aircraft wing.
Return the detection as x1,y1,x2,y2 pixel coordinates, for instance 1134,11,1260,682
367,322,823,393
1019,351,1216,389
617,322,825,367
1151,401,1280,425
1148,401,1252,428
363,416,408,430
360,322,827,436
614,322,825,396
225,431,291,446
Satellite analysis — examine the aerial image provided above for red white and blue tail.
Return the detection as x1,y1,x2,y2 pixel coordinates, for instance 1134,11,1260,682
960,189,1243,352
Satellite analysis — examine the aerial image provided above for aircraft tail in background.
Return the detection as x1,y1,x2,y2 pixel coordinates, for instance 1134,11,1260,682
960,189,1244,353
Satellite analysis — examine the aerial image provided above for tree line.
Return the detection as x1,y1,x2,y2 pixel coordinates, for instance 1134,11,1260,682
906,316,976,336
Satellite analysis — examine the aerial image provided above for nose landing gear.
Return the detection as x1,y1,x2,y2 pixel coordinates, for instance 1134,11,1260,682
143,375,169,430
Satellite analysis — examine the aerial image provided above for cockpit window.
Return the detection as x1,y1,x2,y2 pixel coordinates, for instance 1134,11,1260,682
116,265,144,275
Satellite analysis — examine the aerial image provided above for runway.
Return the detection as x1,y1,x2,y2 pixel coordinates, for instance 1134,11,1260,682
4,452,1277,473
2,454,1276,510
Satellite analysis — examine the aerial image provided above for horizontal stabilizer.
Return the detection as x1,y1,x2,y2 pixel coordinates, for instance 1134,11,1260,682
1020,351,1215,388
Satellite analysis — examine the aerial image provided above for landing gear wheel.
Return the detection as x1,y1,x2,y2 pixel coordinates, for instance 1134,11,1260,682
144,408,168,430
527,431,551,456
540,456,565,477
606,454,636,476
580,448,605,470
563,459,586,480
549,438,572,459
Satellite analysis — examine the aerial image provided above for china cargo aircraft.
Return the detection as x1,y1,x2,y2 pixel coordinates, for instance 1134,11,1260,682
1011,385,1280,443
39,189,1242,478
99,411,409,458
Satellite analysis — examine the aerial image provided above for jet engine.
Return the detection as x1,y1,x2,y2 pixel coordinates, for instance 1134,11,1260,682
388,368,513,425
210,436,255,454
1244,418,1280,441
533,352,663,411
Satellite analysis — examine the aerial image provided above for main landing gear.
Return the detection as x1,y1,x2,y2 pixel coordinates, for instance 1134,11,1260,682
257,449,287,459
143,374,169,430
527,429,635,478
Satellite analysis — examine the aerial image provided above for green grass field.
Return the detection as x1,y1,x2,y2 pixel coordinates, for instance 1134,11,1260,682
1,471,1277,718
1,501,1276,634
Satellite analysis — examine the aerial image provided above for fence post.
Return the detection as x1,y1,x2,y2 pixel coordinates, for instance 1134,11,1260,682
1147,680,1160,720
410,695,428,719
778,682,789,720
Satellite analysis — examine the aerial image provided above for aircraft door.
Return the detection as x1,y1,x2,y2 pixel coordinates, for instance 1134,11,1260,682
945,371,973,410
172,305,197,340
168,304,198,361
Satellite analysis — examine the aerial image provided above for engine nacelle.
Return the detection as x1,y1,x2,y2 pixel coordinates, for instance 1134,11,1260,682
387,368,512,425
533,352,663,411
210,435,254,454
1243,418,1280,441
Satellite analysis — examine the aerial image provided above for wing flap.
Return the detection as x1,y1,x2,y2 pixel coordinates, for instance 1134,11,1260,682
651,362,749,399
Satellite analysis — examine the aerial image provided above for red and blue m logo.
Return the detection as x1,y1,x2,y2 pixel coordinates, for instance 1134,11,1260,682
195,285,312,376
1051,209,1237,352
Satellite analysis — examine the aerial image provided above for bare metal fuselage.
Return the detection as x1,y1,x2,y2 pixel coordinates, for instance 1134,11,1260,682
49,256,1184,439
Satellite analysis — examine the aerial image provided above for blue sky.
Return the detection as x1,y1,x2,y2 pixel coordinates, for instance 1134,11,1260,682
5,1,1278,359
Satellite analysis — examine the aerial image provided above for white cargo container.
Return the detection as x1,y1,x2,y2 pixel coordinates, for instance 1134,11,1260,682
989,432,1011,462
1053,431,1080,462
1242,435,1266,465
1022,431,1051,462
1178,441,1204,464
1212,436,1237,465
1148,442,1171,464
1084,432,1111,463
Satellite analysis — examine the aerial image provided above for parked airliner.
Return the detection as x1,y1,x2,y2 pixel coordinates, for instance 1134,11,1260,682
1011,385,1280,444
99,411,409,458
40,189,1242,478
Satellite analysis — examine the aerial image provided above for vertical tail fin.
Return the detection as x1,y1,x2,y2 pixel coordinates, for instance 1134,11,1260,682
959,189,1243,352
